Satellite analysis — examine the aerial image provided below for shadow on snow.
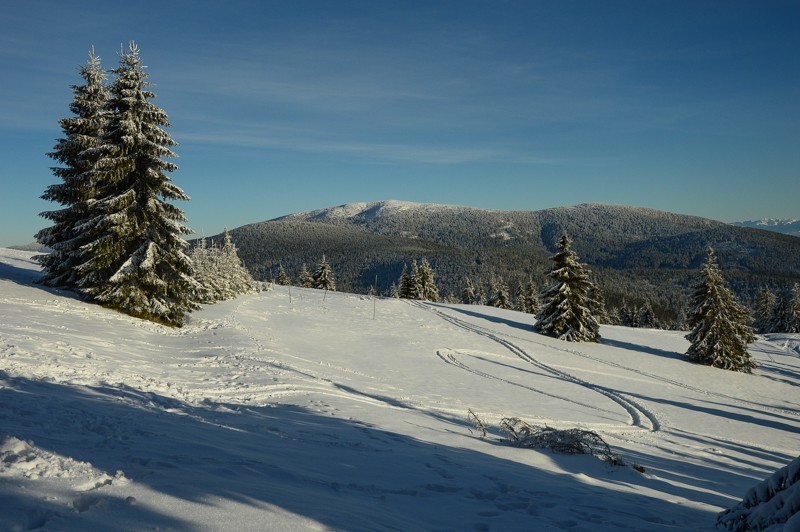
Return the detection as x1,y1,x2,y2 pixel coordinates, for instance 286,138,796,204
0,371,731,531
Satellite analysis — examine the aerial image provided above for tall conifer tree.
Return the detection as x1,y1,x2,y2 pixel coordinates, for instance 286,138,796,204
276,265,291,286
298,263,313,288
77,42,198,326
462,276,477,305
534,233,601,342
36,48,108,287
685,248,755,372
515,278,540,315
416,258,440,302
399,263,412,299
752,287,776,334
312,255,336,291
488,276,512,309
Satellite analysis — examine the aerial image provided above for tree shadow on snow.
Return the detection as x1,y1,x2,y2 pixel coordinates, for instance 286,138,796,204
0,261,36,284
0,259,83,301
628,394,800,435
0,371,738,531
431,304,534,333
600,338,685,360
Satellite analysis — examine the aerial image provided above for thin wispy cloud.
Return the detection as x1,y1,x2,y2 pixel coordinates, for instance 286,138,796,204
1,1,798,246
177,129,538,166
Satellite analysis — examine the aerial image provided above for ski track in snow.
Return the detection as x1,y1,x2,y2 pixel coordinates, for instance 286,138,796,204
413,301,661,433
415,300,800,463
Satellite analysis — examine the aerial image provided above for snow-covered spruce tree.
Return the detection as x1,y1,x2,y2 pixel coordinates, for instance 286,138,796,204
407,261,422,300
298,263,313,288
717,454,800,531
684,247,756,372
462,276,477,304
276,264,291,286
312,255,336,291
476,283,487,305
189,230,254,303
618,302,635,327
514,279,542,314
534,233,601,342
76,42,198,326
769,291,793,333
589,286,610,325
636,301,659,329
488,276,512,309
416,258,439,302
398,263,412,299
774,283,800,333
673,308,689,331
218,229,255,297
189,238,215,303
521,279,541,315
36,48,108,288
605,307,622,326
793,283,800,333
753,286,777,334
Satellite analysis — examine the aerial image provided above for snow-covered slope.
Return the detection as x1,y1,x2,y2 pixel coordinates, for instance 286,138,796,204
2,248,799,530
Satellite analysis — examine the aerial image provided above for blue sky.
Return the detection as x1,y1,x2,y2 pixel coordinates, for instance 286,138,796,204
1,0,798,246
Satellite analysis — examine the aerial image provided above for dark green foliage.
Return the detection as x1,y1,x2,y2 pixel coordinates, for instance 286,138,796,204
768,284,800,333
415,258,439,302
534,234,601,342
407,261,422,300
36,49,108,287
487,277,512,309
298,263,313,288
75,43,197,326
685,248,756,372
312,255,336,291
515,278,540,315
276,264,291,286
462,277,478,304
753,287,777,333
398,263,412,298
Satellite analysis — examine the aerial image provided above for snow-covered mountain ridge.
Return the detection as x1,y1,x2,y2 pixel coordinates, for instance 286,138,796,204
732,218,800,237
283,199,478,222
219,201,800,308
1,247,799,530
276,200,718,242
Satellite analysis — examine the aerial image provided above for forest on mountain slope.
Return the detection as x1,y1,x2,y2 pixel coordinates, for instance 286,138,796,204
198,202,800,325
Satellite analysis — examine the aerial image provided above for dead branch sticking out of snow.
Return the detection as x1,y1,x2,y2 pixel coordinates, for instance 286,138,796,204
499,417,625,466
467,408,487,438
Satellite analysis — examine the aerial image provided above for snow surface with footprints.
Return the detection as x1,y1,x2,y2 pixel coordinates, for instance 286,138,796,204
1,248,799,531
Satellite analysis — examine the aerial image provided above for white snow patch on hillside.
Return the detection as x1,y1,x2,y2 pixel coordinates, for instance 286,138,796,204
1,248,799,530
286,199,500,222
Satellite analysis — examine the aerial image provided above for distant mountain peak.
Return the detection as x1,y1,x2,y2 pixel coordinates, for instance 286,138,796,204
277,200,685,224
731,218,800,237
277,200,485,223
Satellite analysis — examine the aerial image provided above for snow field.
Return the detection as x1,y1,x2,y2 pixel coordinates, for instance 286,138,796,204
1,248,799,530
